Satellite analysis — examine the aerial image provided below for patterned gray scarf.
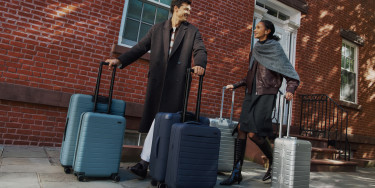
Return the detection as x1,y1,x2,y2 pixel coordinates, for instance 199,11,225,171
250,39,300,81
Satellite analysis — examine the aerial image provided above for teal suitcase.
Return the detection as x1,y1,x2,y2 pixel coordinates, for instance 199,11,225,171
60,62,126,174
73,112,125,181
72,62,126,181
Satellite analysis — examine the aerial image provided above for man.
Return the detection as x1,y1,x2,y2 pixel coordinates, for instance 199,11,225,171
106,0,207,179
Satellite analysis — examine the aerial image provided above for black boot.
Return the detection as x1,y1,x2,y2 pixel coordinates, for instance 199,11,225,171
128,159,148,179
262,167,272,181
220,138,247,185
258,139,273,181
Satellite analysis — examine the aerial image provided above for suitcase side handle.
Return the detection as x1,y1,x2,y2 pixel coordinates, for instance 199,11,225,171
278,94,292,138
93,62,117,114
220,86,235,122
182,68,204,122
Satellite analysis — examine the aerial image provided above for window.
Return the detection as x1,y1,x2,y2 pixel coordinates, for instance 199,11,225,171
119,0,171,46
256,1,290,21
340,40,358,103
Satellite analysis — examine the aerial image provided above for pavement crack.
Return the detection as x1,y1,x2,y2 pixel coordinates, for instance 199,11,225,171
37,172,43,188
43,147,54,166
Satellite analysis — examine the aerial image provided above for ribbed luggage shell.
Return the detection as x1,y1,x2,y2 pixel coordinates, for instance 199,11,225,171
165,122,220,188
149,112,210,182
209,119,236,172
272,137,312,188
72,112,126,177
60,94,125,168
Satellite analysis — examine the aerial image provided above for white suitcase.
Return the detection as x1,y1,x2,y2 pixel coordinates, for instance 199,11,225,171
272,96,312,188
209,86,238,172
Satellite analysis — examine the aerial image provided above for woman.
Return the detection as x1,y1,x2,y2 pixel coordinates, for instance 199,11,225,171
220,20,300,185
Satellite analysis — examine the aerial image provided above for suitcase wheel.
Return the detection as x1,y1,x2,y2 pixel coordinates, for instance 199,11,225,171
158,183,167,188
111,173,120,182
63,167,71,174
151,179,158,186
77,174,85,182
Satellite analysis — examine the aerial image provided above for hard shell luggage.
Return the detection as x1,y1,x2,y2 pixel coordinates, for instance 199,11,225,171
272,96,312,188
164,69,221,188
72,62,126,182
149,69,210,183
60,64,126,174
149,112,209,183
209,86,237,172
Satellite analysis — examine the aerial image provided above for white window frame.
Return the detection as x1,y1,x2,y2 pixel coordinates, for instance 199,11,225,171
118,0,171,48
340,39,359,104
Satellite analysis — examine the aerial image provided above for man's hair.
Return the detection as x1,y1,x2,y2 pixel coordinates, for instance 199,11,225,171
170,0,192,14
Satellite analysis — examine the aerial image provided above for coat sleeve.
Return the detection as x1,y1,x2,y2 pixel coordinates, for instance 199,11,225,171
284,75,300,94
117,26,154,69
192,29,207,69
233,78,246,89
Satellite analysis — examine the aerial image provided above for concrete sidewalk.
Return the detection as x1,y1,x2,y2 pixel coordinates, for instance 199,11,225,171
0,145,374,188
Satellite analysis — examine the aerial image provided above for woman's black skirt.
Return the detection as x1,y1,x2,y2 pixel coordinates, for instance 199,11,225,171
239,81,276,137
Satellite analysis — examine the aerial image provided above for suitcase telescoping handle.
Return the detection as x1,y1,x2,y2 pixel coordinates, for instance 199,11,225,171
278,92,292,138
220,86,235,122
182,68,204,122
93,62,117,114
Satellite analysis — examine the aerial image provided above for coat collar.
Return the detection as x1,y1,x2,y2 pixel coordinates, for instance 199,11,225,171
163,19,189,60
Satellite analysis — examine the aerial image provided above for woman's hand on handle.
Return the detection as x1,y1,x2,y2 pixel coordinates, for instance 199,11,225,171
105,59,121,70
225,84,234,91
285,92,294,101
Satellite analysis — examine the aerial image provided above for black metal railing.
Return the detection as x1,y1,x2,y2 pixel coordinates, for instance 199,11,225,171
299,94,350,161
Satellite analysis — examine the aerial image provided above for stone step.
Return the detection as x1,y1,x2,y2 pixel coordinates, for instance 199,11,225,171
311,147,339,160
351,158,375,168
311,159,357,172
121,145,142,163
290,134,328,148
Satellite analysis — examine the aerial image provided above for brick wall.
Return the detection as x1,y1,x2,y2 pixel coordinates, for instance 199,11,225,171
295,0,375,158
1,0,374,159
0,0,254,146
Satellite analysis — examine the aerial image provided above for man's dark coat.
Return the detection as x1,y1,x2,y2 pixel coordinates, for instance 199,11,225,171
117,19,207,133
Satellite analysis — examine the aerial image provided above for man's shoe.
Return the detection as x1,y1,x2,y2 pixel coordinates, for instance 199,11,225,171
128,162,147,179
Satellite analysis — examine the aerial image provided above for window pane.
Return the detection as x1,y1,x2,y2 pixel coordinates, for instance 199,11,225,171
256,2,265,7
348,72,356,102
350,59,354,72
160,0,172,5
278,13,289,21
342,43,345,56
350,47,354,59
345,45,350,58
142,3,156,24
123,19,140,42
266,6,278,17
346,57,350,70
341,56,345,68
342,70,349,101
156,8,169,23
128,0,142,20
340,71,345,98
139,23,152,41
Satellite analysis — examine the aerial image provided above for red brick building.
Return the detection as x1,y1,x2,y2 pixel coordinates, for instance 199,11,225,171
1,0,374,164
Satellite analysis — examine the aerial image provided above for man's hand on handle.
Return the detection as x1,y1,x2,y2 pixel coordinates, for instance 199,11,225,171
285,92,294,101
105,59,121,70
192,66,205,76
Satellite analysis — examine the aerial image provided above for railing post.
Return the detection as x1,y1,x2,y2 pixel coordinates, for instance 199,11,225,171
324,96,328,138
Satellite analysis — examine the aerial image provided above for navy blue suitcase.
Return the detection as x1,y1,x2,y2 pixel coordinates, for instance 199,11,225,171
165,121,220,188
164,69,221,188
149,112,210,183
149,68,210,184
